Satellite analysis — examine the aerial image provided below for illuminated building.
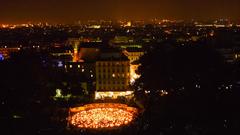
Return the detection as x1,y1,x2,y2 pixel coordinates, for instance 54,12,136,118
95,50,131,99
123,21,132,27
67,37,102,45
123,47,144,83
49,43,135,99
48,45,73,68
123,47,144,63
67,39,101,62
119,44,142,49
110,36,134,44
87,25,101,29
65,61,95,80
77,42,101,62
95,91,134,99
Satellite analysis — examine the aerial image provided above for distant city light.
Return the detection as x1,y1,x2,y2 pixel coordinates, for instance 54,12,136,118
88,25,101,29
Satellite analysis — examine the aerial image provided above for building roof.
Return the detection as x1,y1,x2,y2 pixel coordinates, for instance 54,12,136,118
80,42,103,48
97,48,129,61
125,47,144,52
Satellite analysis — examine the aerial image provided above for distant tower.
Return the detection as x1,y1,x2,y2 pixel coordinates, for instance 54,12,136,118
73,44,79,62
68,38,80,62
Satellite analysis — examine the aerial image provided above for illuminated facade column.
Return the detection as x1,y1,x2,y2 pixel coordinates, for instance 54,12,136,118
123,48,144,83
73,44,79,62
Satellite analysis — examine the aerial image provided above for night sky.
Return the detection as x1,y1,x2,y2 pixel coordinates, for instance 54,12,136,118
0,0,240,24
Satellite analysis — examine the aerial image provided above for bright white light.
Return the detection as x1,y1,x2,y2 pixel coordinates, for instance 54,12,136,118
55,89,62,98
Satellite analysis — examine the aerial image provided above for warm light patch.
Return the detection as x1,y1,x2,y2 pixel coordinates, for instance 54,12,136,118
95,91,134,99
69,103,138,129
130,64,140,84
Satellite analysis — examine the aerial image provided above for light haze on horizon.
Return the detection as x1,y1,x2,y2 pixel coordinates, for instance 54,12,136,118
0,0,240,24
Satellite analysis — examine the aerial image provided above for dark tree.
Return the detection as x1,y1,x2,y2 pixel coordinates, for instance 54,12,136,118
135,42,234,134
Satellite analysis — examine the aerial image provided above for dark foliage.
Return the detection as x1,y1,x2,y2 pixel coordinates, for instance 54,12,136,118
134,43,240,135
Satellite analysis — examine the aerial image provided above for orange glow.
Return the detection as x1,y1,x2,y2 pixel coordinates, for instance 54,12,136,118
73,45,79,62
69,103,138,129
209,30,214,37
130,64,140,84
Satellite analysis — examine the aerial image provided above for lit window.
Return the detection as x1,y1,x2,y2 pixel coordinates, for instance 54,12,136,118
112,73,116,78
78,65,80,68
69,65,72,68
82,69,85,72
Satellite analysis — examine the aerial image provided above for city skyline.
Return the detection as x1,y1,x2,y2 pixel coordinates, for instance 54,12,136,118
0,0,240,24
